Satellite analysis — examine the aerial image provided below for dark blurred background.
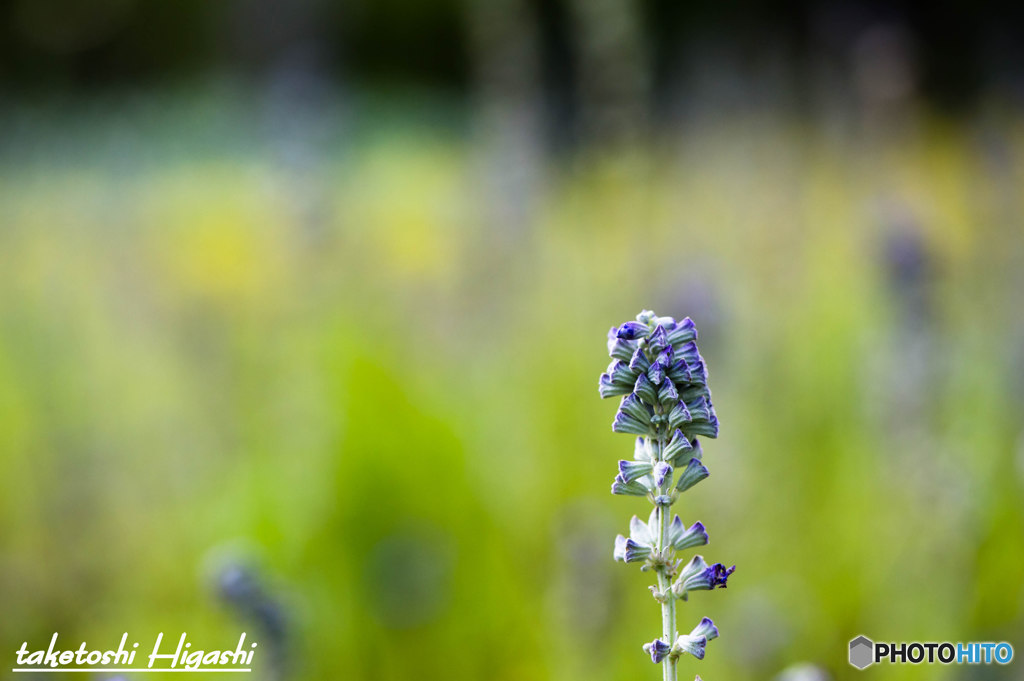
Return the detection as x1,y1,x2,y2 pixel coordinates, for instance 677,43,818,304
4,1,1024,114
2,2,1024,681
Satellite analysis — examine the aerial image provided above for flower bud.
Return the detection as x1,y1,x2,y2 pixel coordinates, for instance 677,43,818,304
618,459,654,483
655,346,674,369
685,359,708,385
616,321,649,340
605,360,640,387
599,373,633,398
611,473,650,496
642,638,672,663
672,633,707,660
662,429,694,465
685,395,713,422
668,518,709,551
618,393,653,424
658,379,680,409
675,340,702,366
666,317,697,346
682,413,719,439
666,400,693,431
608,328,639,362
680,397,718,439
648,325,669,354
666,359,692,384
648,360,666,386
652,461,672,488
634,373,658,404
675,458,710,493
612,411,652,436
629,347,651,373
614,534,652,563
689,617,719,642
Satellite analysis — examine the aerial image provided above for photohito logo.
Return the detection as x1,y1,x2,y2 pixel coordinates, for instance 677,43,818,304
848,635,1013,670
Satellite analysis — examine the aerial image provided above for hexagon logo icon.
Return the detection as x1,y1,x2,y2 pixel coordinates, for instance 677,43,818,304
849,635,874,669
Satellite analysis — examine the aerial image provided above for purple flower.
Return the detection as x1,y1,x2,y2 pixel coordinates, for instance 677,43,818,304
614,534,653,563
685,395,713,422
616,321,649,340
618,459,654,483
598,373,632,399
614,513,656,563
666,400,693,431
670,618,719,662
679,397,719,439
618,393,653,425
667,317,697,346
672,633,707,660
629,347,651,372
675,340,702,366
652,461,672,488
672,555,736,599
642,638,672,663
599,311,734,674
604,360,640,387
669,518,709,551
689,617,719,642
675,458,710,493
684,359,708,385
662,429,694,464
648,360,666,386
666,359,693,384
611,473,650,496
607,329,639,362
683,413,719,439
633,373,658,404
648,325,670,353
612,411,652,437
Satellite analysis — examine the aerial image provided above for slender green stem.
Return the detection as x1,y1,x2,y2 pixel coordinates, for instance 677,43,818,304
658,504,676,681
654,434,677,681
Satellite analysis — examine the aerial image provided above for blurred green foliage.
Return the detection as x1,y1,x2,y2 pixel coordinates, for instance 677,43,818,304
0,89,1023,681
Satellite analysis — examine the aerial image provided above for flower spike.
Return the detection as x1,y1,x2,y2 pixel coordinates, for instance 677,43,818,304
600,311,734,679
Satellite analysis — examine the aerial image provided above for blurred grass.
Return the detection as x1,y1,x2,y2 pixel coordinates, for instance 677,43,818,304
1,88,1023,681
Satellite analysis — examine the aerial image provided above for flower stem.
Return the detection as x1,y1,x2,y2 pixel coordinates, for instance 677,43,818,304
658,504,677,681
656,434,677,681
